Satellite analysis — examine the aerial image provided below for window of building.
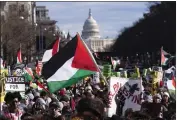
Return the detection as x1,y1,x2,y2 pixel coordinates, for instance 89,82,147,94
12,4,17,11
20,4,25,12
41,10,46,18
1,15,5,23
9,5,13,11
36,11,40,17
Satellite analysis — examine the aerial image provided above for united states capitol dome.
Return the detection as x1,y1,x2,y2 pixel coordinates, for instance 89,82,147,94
81,9,101,40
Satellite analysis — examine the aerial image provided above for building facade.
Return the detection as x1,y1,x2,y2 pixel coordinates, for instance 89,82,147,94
81,9,116,52
1,2,35,23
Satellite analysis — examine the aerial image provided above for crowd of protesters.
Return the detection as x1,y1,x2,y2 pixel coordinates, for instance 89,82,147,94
0,54,176,120
0,76,176,120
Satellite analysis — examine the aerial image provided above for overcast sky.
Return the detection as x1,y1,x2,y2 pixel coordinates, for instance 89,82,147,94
36,2,148,39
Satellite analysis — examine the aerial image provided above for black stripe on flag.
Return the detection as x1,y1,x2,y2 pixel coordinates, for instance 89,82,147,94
42,35,78,79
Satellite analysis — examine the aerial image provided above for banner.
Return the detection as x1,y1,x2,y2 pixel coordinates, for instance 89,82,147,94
107,77,143,117
5,76,25,92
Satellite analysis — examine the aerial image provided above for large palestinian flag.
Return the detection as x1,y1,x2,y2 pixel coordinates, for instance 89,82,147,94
42,37,60,63
42,33,98,93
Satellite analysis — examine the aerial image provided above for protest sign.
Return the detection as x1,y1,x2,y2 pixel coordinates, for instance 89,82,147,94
13,67,25,76
5,76,25,92
107,77,143,117
93,72,100,84
0,76,6,113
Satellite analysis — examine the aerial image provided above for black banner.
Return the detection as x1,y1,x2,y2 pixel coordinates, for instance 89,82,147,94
5,76,25,84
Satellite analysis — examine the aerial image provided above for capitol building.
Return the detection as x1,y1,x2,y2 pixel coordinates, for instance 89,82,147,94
81,9,116,52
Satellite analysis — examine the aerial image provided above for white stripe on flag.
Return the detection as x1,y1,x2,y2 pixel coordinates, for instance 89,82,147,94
167,80,175,90
47,57,78,82
42,49,53,62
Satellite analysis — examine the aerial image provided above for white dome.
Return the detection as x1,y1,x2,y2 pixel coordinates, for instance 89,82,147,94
81,9,101,39
61,30,67,38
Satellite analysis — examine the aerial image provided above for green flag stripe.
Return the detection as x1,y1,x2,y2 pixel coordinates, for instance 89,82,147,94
47,69,94,93
23,73,33,82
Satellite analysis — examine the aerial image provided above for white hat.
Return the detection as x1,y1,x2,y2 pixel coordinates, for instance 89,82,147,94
163,92,170,98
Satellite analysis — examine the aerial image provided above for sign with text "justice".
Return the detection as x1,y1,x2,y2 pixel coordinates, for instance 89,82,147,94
5,76,25,92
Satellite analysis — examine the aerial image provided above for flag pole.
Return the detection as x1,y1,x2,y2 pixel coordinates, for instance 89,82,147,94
20,43,21,50
77,33,109,87
20,43,22,64
160,46,163,66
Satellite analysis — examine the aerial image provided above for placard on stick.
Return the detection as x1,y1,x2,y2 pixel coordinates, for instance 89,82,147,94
5,76,25,92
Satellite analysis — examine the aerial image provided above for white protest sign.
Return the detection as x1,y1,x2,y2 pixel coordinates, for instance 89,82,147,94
5,76,25,92
93,72,100,84
107,77,143,117
14,68,25,76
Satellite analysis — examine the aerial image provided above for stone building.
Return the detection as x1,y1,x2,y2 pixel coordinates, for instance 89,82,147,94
81,9,116,52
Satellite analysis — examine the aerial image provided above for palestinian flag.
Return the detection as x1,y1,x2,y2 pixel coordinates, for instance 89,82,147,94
17,48,22,64
36,80,49,93
167,75,176,90
166,75,176,96
23,67,34,82
42,37,60,63
42,33,98,93
161,47,175,66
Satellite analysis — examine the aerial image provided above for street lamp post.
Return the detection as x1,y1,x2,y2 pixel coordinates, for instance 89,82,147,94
37,23,45,60
24,56,27,67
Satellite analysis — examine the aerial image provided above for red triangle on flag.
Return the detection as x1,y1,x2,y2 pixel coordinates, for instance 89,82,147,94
161,48,165,65
17,48,22,63
52,38,60,56
71,34,98,72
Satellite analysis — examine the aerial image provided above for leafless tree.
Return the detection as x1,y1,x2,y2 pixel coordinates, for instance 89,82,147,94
1,5,36,64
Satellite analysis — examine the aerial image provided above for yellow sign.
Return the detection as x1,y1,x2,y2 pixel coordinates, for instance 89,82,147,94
0,76,6,103
151,71,163,95
0,69,8,77
0,69,8,103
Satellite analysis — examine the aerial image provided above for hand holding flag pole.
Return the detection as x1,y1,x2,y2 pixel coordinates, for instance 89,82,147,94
36,80,50,93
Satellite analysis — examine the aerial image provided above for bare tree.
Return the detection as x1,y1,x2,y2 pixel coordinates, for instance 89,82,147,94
1,4,36,64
